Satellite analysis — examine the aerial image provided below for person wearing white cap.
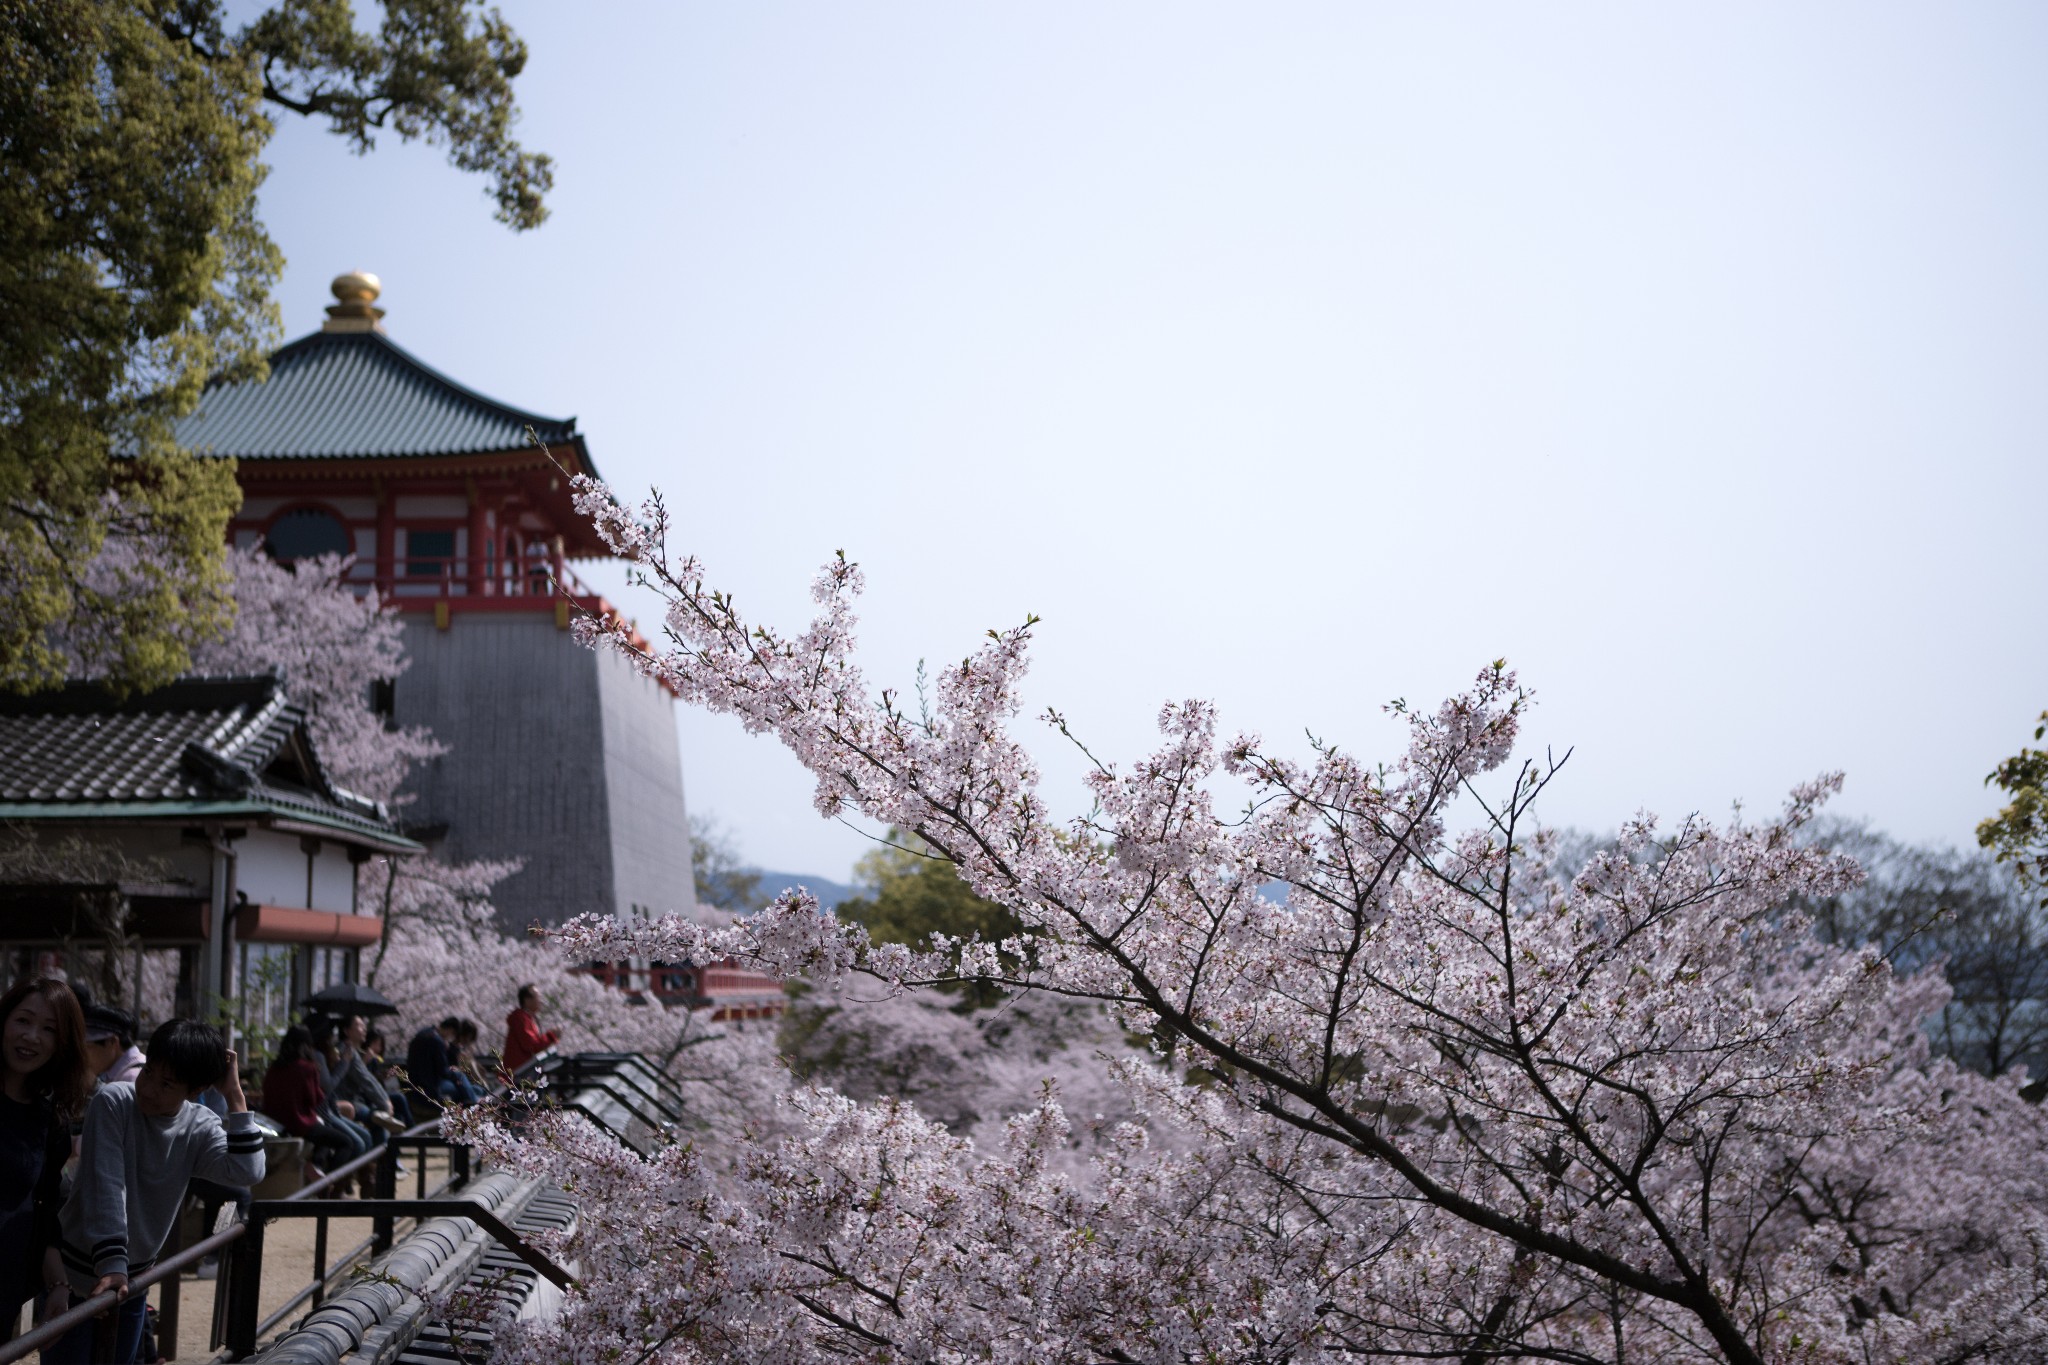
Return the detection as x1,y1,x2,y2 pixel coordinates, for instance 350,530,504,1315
80,1006,144,1086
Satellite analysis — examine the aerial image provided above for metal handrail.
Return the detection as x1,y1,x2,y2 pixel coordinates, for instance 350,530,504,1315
0,1118,402,1363
222,1195,572,1358
535,1053,688,1156
245,1128,476,1344
218,1061,559,1356
543,1052,690,1119
0,1054,577,1364
0,1219,247,1361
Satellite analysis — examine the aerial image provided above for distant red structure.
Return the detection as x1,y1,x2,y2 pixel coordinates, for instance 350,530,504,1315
577,958,786,1022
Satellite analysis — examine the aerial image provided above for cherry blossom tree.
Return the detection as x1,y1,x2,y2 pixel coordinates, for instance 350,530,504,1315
192,547,442,804
443,480,2048,1365
377,910,779,1132
364,851,773,1113
780,984,1143,1162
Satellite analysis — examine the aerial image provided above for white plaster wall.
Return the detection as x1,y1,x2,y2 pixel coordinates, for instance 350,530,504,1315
237,831,307,908
310,845,356,914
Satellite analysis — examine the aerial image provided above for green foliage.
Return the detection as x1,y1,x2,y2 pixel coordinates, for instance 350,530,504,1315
213,946,295,1064
837,832,1025,1009
1981,710,2048,906
691,813,765,911
0,0,550,692
0,0,265,691
240,0,553,231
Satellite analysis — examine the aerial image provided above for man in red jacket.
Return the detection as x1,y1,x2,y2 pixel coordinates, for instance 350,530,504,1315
501,984,559,1076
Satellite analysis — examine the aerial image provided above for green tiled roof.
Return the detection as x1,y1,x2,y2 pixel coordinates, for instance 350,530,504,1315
0,674,420,852
174,329,589,466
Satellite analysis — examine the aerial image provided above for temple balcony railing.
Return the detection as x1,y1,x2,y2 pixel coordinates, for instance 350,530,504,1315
325,554,668,687
339,554,598,608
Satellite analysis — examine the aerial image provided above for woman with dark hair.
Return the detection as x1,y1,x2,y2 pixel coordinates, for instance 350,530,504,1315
307,1017,378,1156
260,1026,364,1184
0,978,88,1340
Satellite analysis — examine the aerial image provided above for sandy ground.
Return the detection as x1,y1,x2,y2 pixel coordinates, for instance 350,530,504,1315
153,1148,456,1363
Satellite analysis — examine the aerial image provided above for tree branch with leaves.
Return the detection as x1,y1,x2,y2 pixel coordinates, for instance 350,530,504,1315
1983,710,2048,909
1,0,551,691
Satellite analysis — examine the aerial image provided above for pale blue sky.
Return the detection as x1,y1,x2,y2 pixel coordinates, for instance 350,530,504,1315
256,3,2048,889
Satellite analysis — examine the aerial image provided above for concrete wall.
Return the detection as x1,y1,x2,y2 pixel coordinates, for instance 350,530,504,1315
595,645,697,920
395,614,617,925
393,612,698,927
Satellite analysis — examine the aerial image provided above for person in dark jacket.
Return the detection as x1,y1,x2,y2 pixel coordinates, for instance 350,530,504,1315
0,978,88,1344
404,1018,480,1109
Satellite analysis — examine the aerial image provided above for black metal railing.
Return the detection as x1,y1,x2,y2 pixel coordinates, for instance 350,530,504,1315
215,1120,500,1358
536,1052,690,1156
0,1049,684,1363
0,1127,400,1363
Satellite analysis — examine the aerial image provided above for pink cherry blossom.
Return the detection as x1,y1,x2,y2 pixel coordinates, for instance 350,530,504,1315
449,478,2048,1365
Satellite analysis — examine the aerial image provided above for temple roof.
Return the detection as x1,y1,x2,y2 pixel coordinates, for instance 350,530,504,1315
174,328,596,474
0,674,419,851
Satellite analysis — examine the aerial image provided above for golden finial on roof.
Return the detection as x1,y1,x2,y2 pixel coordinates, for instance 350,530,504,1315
322,270,387,333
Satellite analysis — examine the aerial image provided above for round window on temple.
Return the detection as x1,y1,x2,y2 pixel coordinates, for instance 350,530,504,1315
263,507,352,563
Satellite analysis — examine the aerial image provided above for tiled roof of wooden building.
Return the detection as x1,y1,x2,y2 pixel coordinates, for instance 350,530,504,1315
0,674,418,850
173,328,591,468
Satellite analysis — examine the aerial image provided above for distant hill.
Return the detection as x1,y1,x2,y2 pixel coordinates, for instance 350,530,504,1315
744,870,863,914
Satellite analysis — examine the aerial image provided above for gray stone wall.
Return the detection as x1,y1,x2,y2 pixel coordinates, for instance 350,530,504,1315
393,612,698,927
596,643,697,920
393,614,614,926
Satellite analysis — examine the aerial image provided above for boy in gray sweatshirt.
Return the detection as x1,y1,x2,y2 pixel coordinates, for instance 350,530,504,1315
44,1019,264,1365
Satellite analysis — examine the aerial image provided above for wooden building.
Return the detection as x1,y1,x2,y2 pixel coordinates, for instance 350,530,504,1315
174,273,699,928
0,674,419,1025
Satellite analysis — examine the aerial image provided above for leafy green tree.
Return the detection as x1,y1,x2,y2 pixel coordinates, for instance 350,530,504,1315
837,832,1024,1008
690,814,764,912
1,0,551,692
1982,710,2048,906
